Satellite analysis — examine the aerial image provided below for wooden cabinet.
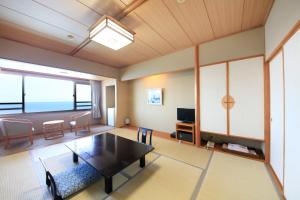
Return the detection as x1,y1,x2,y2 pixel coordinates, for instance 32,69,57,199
199,56,265,140
176,122,195,144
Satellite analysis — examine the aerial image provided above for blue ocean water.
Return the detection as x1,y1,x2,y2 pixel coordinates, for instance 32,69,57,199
0,102,91,115
26,101,74,112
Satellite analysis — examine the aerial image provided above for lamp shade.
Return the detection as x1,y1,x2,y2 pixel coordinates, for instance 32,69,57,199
89,15,135,50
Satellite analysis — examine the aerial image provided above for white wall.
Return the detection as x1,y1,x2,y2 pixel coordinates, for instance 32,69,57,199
200,27,265,65
128,70,194,133
116,80,129,127
121,47,194,81
0,38,120,79
265,0,300,59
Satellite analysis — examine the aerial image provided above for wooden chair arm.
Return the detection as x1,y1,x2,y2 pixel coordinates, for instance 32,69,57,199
70,111,91,120
1,119,33,126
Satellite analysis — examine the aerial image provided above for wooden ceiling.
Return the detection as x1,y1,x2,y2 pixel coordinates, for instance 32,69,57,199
0,0,273,68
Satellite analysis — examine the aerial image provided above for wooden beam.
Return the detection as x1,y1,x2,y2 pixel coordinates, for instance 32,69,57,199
194,45,201,147
69,38,90,56
264,60,270,164
116,0,148,20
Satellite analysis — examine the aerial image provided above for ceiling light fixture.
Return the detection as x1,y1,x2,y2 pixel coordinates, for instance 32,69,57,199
89,15,135,50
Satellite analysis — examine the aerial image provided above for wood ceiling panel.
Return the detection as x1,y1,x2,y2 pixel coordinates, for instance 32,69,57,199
0,0,274,68
76,38,159,67
124,38,160,59
242,0,274,31
0,6,84,47
133,0,192,50
121,12,175,55
75,43,125,67
33,0,101,27
0,21,75,54
77,0,125,16
204,0,244,38
0,0,88,38
162,0,214,44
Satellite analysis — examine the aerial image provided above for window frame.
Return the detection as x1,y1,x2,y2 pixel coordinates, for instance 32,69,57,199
74,82,92,111
0,72,92,115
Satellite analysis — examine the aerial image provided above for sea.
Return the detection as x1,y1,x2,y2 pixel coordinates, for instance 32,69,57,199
0,102,90,115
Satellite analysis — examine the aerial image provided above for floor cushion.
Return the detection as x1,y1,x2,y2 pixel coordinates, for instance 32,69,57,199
53,163,101,199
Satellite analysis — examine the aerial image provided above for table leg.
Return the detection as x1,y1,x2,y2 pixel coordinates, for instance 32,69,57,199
61,123,64,136
140,155,145,168
105,176,112,194
73,153,78,163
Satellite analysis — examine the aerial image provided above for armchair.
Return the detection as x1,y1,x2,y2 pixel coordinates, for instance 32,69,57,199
0,118,34,149
70,111,91,135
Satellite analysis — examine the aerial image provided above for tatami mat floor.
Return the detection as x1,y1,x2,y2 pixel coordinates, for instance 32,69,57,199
0,128,281,200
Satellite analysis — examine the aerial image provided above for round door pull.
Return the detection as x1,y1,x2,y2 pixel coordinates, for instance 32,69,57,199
222,95,235,109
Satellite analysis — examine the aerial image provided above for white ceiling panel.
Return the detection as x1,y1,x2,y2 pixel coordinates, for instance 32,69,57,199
0,6,84,46
33,0,101,28
0,20,76,54
0,0,88,38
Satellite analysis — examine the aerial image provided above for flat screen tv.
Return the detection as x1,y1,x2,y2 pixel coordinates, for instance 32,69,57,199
177,108,195,123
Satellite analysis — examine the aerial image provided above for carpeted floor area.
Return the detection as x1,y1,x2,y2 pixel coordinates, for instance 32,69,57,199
0,127,281,200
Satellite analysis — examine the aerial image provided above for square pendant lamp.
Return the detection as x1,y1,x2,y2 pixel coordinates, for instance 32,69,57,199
89,15,135,50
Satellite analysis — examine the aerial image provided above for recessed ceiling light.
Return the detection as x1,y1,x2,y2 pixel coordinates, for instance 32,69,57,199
89,15,135,50
177,0,186,4
67,35,74,40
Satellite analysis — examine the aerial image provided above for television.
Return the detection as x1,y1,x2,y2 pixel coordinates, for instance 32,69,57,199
177,108,195,123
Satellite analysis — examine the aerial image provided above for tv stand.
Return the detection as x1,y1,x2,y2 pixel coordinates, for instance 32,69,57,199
176,122,195,144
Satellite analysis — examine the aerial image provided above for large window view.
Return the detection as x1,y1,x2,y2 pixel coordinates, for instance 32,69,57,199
0,74,23,115
25,76,74,112
0,73,92,114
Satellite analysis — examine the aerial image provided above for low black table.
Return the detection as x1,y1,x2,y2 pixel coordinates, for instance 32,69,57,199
65,132,154,194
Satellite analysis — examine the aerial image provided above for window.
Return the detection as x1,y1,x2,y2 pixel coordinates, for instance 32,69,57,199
0,72,93,115
25,76,74,112
0,74,23,115
75,83,92,110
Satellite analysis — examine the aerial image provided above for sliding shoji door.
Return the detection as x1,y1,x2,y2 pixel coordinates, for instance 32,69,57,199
269,51,285,185
283,29,300,199
200,63,227,134
229,57,264,140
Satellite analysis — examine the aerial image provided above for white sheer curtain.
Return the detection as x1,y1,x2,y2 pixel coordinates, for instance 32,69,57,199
90,80,102,119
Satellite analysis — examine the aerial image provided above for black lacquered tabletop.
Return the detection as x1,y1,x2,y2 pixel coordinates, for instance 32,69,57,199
65,132,154,177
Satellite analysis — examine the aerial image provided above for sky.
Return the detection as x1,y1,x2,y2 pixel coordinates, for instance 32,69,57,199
0,74,91,102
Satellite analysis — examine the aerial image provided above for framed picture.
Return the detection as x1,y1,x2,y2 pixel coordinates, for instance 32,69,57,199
147,88,162,105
